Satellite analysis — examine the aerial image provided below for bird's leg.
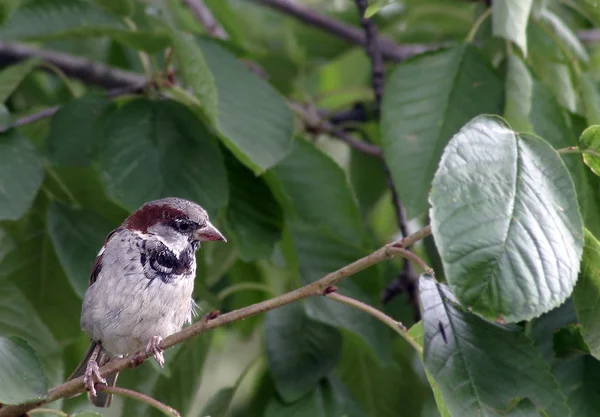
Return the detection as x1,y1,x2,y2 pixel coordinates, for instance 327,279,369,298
83,344,107,397
146,335,164,368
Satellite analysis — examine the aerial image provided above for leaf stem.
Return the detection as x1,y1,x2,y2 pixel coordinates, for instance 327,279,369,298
39,62,79,98
0,225,433,417
123,17,155,83
217,282,277,301
96,385,181,417
326,291,423,354
466,6,492,43
557,146,600,158
28,408,68,417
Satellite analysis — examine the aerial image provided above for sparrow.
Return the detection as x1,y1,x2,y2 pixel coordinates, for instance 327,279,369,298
68,197,226,407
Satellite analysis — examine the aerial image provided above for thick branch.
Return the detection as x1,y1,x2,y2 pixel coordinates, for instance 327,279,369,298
249,0,439,62
183,0,228,39
0,226,431,417
0,42,145,89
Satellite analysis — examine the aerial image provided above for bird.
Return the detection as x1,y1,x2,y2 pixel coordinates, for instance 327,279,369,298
68,197,226,407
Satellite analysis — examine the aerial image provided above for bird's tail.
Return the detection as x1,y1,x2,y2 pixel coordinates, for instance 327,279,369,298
68,341,119,408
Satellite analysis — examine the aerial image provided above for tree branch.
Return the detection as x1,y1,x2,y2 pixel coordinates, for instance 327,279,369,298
96,385,180,417
0,226,432,417
183,0,228,40
0,42,145,89
249,0,441,62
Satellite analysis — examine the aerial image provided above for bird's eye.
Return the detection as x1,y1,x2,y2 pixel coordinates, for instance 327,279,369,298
174,219,193,232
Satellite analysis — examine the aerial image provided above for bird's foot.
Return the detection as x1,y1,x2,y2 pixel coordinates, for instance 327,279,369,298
83,359,107,397
146,335,164,368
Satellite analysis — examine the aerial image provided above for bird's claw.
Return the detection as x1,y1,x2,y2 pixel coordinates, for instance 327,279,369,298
146,335,164,368
83,359,107,397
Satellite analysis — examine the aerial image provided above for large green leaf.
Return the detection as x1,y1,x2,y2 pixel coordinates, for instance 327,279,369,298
198,38,294,174
0,58,40,104
265,302,342,402
537,9,588,63
98,99,228,213
0,0,169,52
429,115,583,322
419,276,571,416
0,282,63,389
0,130,45,221
579,125,600,176
573,229,600,360
45,94,113,166
269,139,364,243
289,223,390,361
170,29,218,124
0,337,47,404
381,44,503,217
47,203,115,298
224,153,283,261
492,0,533,56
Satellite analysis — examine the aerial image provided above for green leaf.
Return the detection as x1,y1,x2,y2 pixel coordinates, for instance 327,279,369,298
289,223,390,361
529,74,600,238
537,9,589,63
170,30,218,124
0,282,63,388
265,302,342,402
265,382,336,417
430,115,583,322
336,333,422,417
573,229,600,360
529,301,600,416
199,387,235,417
580,74,600,125
99,99,228,213
198,38,295,174
503,54,533,132
419,276,571,416
93,0,132,16
0,130,45,221
0,104,12,132
349,149,388,218
269,139,364,243
0,0,169,53
579,125,600,176
224,153,283,261
365,0,394,18
0,337,47,404
72,412,103,417
47,203,115,298
45,94,113,166
552,324,590,360
0,0,22,24
0,58,40,103
492,0,533,56
408,322,451,417
381,44,503,217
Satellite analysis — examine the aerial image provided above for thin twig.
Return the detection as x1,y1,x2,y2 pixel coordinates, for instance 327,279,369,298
183,0,228,39
249,0,441,62
0,225,432,417
0,42,146,89
326,291,422,354
288,101,383,157
466,6,492,43
97,385,181,417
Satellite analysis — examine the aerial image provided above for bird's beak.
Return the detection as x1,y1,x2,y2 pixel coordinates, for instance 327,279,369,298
195,220,226,242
